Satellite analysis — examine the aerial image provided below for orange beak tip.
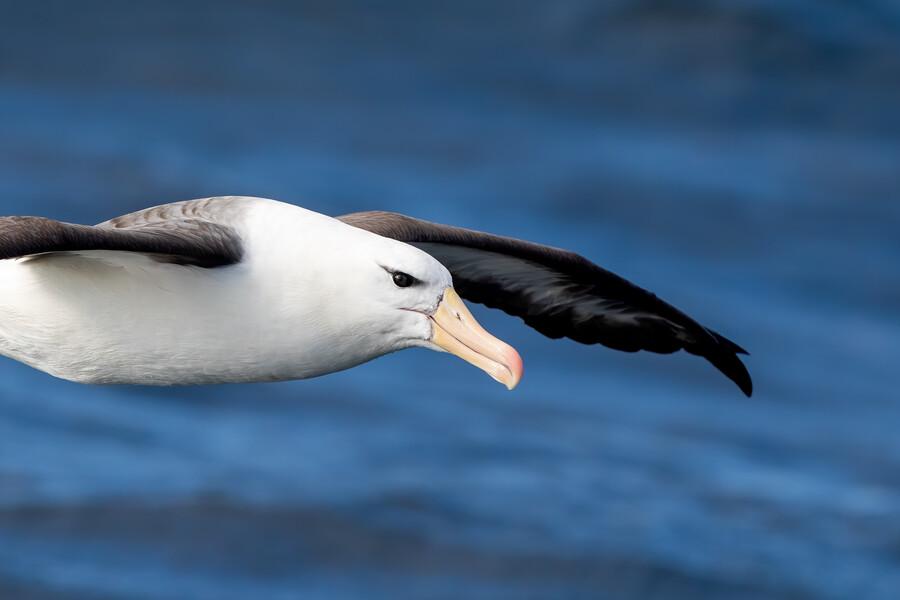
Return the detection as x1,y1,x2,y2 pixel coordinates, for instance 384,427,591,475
504,350,524,391
430,287,524,392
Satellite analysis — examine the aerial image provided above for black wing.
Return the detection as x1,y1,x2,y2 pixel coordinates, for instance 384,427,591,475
339,210,752,397
0,198,245,268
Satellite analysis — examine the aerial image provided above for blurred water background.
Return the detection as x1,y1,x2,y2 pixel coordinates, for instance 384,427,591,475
1,1,899,598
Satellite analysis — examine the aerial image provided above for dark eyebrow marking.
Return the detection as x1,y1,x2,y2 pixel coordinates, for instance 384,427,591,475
379,264,423,286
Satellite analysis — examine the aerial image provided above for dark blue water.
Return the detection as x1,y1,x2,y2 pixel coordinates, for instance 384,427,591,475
1,1,899,598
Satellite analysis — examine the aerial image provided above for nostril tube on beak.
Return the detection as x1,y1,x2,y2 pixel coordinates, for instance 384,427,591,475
428,287,524,390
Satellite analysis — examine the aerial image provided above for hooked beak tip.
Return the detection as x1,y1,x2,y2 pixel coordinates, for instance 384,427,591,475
429,287,524,391
502,348,524,391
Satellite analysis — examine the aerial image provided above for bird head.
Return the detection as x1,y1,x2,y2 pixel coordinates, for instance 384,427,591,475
338,232,523,390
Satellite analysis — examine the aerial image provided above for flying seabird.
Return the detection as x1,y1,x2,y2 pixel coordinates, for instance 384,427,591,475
0,196,752,396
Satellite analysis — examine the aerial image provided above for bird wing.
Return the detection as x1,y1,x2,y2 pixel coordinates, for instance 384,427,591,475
0,197,245,268
338,210,752,396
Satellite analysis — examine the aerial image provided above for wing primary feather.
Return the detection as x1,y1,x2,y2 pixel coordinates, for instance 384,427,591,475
340,210,753,397
0,198,245,268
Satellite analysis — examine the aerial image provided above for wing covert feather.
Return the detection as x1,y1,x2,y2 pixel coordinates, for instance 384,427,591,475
0,198,245,268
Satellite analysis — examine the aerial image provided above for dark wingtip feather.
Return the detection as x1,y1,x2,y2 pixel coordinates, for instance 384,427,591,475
339,210,756,395
704,348,753,397
708,329,750,356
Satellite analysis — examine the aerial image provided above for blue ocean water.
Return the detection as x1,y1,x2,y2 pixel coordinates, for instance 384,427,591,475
1,1,899,598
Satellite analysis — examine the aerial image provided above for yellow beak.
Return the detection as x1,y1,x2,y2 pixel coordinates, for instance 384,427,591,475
429,287,523,390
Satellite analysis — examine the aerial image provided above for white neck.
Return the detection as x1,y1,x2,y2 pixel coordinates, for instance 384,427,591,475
0,201,401,385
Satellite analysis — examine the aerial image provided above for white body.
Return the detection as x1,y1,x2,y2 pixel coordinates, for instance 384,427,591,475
0,198,450,385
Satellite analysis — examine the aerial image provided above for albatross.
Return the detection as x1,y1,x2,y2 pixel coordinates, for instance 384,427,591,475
0,196,752,396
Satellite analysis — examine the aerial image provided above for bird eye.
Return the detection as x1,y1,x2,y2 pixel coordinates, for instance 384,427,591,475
392,271,415,288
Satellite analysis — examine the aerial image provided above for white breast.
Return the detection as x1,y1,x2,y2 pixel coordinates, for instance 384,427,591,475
0,200,389,385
